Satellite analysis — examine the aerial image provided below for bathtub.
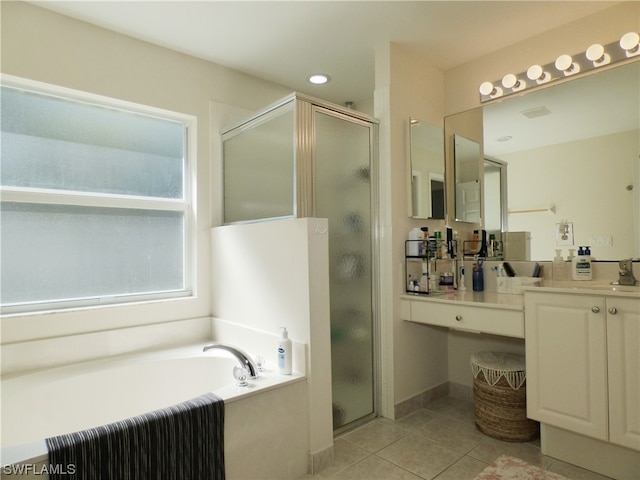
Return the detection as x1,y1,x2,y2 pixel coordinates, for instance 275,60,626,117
1,344,310,479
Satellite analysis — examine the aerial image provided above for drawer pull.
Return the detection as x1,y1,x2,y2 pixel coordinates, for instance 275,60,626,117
608,307,618,315
591,306,600,313
455,315,462,321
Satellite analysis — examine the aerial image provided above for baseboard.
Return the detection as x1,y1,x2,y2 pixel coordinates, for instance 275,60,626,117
309,444,335,475
394,381,449,419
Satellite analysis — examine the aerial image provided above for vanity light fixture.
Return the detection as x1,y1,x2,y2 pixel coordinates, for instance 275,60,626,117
479,31,639,103
308,73,330,85
620,31,640,57
479,81,503,99
502,74,525,92
555,54,581,76
526,65,551,84
586,43,611,66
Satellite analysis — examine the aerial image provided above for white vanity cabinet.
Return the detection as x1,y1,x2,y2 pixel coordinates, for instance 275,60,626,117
525,290,640,451
401,292,524,338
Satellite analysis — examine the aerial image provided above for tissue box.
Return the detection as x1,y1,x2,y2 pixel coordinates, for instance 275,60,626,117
497,277,542,294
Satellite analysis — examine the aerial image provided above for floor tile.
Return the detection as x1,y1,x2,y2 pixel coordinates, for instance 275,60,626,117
340,418,410,453
433,455,490,480
376,433,465,479
318,438,370,478
410,415,486,453
424,396,475,425
395,408,439,433
330,455,423,480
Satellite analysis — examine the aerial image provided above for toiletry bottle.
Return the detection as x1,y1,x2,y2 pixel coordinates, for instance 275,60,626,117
472,259,485,292
278,327,292,375
434,231,443,259
571,246,592,281
488,234,496,258
408,228,423,256
421,227,429,257
458,265,467,291
419,272,430,293
472,230,479,252
552,249,567,280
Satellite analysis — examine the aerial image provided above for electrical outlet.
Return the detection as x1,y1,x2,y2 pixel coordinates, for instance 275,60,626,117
589,235,613,247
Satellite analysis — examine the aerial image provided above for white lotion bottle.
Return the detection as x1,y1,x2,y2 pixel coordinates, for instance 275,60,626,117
278,327,292,375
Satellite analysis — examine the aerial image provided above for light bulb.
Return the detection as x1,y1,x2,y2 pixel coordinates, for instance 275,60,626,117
586,44,610,66
620,32,640,57
479,81,503,98
501,73,525,91
555,54,580,76
526,65,550,84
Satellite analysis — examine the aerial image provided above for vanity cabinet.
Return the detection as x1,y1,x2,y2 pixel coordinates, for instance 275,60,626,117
401,293,524,338
525,291,640,451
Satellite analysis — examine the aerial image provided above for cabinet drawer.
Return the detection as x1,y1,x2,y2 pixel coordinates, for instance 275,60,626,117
410,301,524,338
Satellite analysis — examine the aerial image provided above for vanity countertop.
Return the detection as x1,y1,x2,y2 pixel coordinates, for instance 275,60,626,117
401,291,524,310
527,281,640,298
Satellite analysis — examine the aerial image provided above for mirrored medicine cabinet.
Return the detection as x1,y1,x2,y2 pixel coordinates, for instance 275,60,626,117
443,59,640,261
409,119,445,219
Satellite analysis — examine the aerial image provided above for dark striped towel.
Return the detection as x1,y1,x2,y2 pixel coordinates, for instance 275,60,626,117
46,392,225,480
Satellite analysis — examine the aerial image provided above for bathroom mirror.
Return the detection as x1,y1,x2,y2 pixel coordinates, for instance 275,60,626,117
453,134,481,223
483,157,507,235
409,118,445,219
449,59,639,260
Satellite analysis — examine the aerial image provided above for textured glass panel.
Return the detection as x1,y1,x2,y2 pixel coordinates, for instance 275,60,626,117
1,86,184,198
314,111,374,429
223,106,294,222
1,203,184,306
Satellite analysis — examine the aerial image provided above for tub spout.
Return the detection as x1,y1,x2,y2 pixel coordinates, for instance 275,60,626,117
203,342,258,379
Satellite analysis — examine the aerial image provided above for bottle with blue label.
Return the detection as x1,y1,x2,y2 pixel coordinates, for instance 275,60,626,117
571,246,592,280
278,327,292,374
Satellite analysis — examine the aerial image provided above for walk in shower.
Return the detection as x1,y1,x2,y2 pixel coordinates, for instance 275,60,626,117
221,93,379,432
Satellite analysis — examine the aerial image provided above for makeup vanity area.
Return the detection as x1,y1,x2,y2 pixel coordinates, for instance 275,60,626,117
404,41,639,479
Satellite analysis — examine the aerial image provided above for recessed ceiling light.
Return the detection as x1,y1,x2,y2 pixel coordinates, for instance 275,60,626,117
308,73,330,85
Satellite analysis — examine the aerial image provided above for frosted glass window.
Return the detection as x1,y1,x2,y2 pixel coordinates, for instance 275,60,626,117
1,87,184,198
0,82,191,313
223,105,294,223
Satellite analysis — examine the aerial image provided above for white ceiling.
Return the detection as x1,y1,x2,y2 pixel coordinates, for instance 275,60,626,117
32,1,620,106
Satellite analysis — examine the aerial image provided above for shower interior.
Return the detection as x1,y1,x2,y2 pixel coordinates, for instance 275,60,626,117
221,93,379,432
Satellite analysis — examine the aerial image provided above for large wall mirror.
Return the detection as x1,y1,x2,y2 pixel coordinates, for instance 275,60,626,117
409,118,445,219
447,59,639,261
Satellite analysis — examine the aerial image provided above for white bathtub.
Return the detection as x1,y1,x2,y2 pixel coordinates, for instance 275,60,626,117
1,344,310,479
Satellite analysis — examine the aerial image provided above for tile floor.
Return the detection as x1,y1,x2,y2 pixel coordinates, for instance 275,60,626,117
302,395,612,480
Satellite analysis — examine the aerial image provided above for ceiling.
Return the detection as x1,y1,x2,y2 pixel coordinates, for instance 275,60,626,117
32,1,620,107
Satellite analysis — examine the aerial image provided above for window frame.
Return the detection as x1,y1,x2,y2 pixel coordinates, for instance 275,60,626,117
0,75,197,315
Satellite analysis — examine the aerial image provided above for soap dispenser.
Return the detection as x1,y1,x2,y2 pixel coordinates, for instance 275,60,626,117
571,246,592,281
278,327,292,375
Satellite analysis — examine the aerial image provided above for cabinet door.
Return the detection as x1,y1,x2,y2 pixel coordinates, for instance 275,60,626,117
525,292,608,441
607,297,640,451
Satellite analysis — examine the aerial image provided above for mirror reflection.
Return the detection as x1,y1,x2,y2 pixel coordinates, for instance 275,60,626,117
409,119,445,219
483,60,639,261
454,134,481,223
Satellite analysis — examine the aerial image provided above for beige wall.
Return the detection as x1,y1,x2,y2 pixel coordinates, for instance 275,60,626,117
375,43,450,417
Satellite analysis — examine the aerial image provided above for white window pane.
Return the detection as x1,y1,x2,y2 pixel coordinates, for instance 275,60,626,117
1,203,184,307
1,86,184,199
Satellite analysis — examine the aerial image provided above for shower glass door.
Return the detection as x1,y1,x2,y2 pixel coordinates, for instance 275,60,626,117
313,107,376,431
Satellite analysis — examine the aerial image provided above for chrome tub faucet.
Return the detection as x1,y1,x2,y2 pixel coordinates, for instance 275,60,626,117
203,342,259,379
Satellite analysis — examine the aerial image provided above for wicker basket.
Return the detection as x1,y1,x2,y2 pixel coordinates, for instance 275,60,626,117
471,352,539,442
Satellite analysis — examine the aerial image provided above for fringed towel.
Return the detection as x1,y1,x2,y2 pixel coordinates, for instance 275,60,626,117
46,392,225,480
